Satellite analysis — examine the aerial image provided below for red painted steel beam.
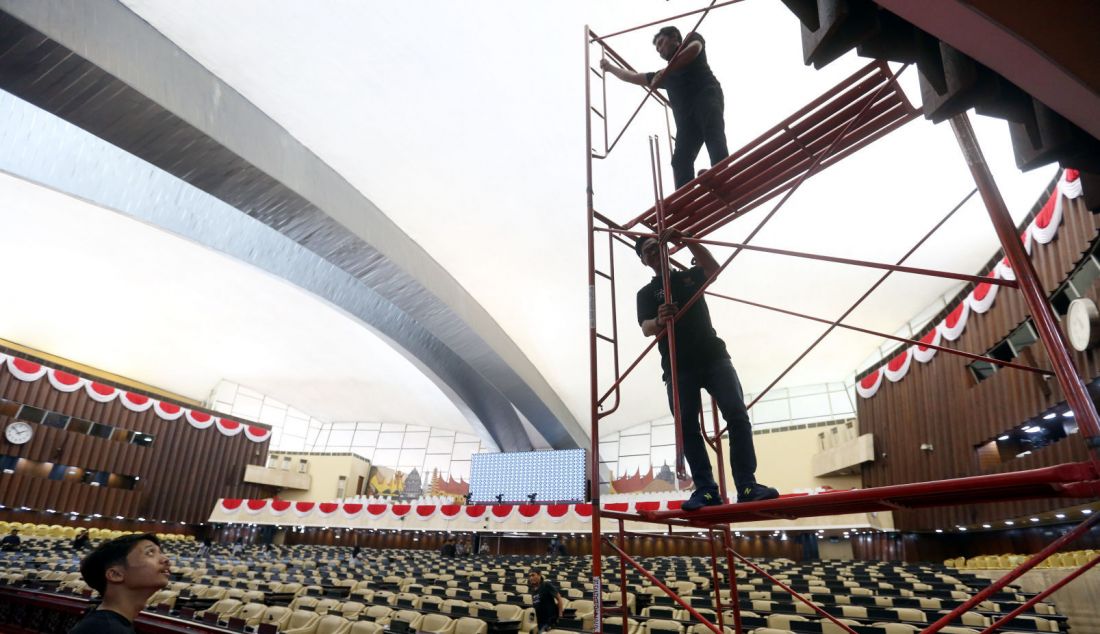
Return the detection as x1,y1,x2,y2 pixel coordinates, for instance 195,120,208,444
638,461,1098,525
951,113,1100,466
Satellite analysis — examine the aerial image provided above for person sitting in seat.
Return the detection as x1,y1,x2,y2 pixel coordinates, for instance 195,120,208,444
1,529,20,551
69,533,171,634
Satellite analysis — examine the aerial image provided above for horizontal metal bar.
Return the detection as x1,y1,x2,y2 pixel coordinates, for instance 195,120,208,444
590,0,745,42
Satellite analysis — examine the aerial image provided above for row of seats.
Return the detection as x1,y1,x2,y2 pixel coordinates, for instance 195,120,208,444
945,549,1097,569
0,520,192,541
0,539,1069,634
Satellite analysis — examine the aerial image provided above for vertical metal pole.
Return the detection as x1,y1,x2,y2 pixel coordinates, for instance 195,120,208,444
650,136,687,479
618,519,628,622
950,114,1100,464
584,25,604,634
707,529,725,630
722,527,743,633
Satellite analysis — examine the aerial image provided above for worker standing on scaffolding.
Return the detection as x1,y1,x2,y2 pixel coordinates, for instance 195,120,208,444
601,26,728,190
636,229,778,510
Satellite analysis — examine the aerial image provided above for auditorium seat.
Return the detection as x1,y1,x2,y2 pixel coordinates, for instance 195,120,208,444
418,613,456,634
441,599,468,615
643,618,683,634
259,605,292,629
389,608,424,629
235,602,268,627
603,615,640,634
290,595,319,611
284,609,323,631
363,604,393,622
198,598,243,620
767,614,808,630
453,616,489,634
285,614,352,634
349,621,384,634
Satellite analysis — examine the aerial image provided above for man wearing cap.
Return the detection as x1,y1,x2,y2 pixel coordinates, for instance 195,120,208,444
69,533,171,633
601,25,728,190
528,570,564,632
635,229,778,510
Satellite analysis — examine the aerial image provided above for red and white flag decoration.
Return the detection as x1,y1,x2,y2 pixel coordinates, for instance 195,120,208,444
244,499,268,515
912,328,942,364
269,500,291,516
855,369,883,399
47,368,85,392
465,505,487,522
572,504,593,522
883,350,912,383
341,504,364,519
366,504,388,520
316,503,339,517
7,357,46,381
220,499,243,514
518,505,541,523
293,502,315,518
546,504,569,523
215,418,244,437
0,352,272,443
440,505,461,521
858,168,1085,399
120,392,154,412
415,504,439,520
153,401,184,421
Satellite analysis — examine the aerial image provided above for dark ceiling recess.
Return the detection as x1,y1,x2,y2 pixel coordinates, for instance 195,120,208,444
779,0,1100,190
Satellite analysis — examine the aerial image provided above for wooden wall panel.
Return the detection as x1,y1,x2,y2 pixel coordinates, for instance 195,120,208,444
857,191,1100,531
0,351,273,524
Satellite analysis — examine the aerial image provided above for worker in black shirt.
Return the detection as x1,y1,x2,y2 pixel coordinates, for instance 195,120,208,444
635,229,778,510
1,528,20,551
528,570,564,632
69,533,171,634
601,26,729,189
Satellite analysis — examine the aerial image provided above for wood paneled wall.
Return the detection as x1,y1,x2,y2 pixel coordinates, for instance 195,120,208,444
0,351,272,523
857,191,1100,531
853,522,1100,562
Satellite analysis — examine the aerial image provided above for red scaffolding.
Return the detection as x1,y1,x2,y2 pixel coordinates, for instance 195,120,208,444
584,4,1100,634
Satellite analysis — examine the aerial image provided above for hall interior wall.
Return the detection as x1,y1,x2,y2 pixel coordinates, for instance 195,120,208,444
857,190,1100,531
0,348,272,524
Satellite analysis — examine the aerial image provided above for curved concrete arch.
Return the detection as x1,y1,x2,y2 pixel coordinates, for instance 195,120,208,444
0,0,590,454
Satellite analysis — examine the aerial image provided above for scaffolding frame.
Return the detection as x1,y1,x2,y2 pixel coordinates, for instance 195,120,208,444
584,5,1100,634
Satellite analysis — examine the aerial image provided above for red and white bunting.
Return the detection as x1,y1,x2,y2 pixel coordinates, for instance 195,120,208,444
545,504,569,523
439,505,461,521
215,418,244,437
415,505,438,520
517,504,541,523
316,503,339,517
185,410,215,429
883,350,912,383
572,504,593,523
47,368,85,393
489,505,513,522
464,505,487,522
244,499,268,515
938,302,970,342
0,352,271,443
7,357,46,381
365,504,388,520
244,425,271,442
341,503,364,519
120,392,154,412
912,328,942,364
153,401,184,421
855,369,883,399
269,500,292,516
220,499,243,514
966,277,999,314
858,169,1085,399
85,382,119,403
293,502,315,517
390,504,411,519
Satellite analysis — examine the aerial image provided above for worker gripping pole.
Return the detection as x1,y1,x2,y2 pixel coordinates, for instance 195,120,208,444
650,135,687,480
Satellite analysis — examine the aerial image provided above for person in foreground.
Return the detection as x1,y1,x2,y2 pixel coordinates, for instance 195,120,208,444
528,570,564,632
601,25,729,189
636,229,779,510
69,533,171,634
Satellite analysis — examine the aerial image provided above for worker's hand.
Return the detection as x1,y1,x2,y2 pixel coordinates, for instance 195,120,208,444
649,69,665,89
656,303,678,327
599,58,612,72
659,228,690,245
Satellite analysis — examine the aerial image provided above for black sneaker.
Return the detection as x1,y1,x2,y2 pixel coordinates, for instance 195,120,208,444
681,487,723,511
738,483,779,503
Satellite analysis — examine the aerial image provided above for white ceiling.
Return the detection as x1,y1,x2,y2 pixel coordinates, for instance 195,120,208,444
1,1,1058,442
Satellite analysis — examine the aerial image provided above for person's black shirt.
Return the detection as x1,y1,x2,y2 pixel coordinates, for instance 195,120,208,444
69,609,134,634
1,534,20,551
646,33,721,114
532,580,560,629
637,266,729,381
